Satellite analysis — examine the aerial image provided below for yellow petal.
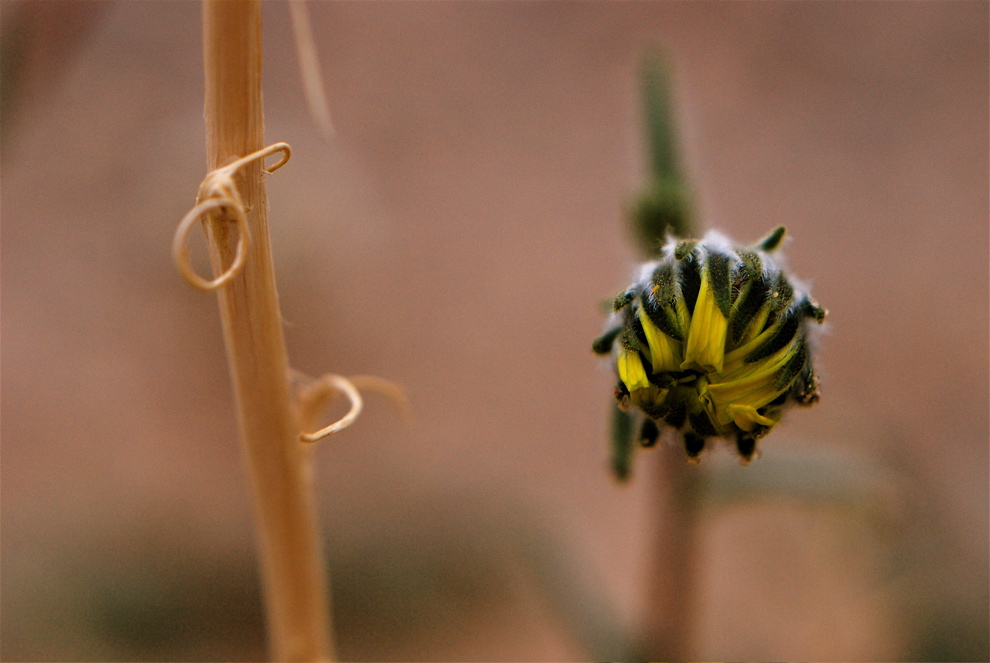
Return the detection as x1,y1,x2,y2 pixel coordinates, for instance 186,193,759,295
638,308,682,373
706,340,799,425
711,342,795,388
726,404,779,432
681,271,728,374
617,349,650,393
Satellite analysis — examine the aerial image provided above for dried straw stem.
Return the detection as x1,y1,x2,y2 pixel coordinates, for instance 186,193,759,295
201,1,332,660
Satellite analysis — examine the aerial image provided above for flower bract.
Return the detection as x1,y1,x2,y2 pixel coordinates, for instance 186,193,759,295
594,226,825,464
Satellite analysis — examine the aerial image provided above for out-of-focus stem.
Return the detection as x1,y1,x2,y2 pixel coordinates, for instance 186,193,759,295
201,1,332,660
641,450,700,659
287,0,334,139
641,56,680,188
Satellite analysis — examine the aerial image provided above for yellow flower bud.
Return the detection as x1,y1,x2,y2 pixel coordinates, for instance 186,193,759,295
594,226,825,464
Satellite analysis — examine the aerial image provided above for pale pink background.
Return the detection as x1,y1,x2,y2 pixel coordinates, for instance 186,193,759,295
2,2,987,660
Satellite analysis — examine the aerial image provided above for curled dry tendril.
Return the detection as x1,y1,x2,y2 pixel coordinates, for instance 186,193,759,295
296,374,364,443
294,371,411,443
174,142,405,444
173,142,292,290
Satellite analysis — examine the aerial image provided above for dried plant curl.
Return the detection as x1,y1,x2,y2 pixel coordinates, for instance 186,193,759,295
173,142,291,290
296,373,364,443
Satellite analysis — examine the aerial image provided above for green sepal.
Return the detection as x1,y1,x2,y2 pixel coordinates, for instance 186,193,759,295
641,289,684,342
678,253,702,316
663,396,687,429
707,251,733,318
757,226,787,252
674,239,698,261
688,409,719,438
642,400,670,421
734,251,764,303
639,417,661,447
730,274,769,343
792,360,820,405
619,326,641,352
684,432,706,458
738,250,764,282
745,309,799,363
774,338,809,391
592,327,622,355
613,290,635,312
650,262,679,305
797,297,827,323
767,272,794,313
647,371,675,389
735,432,757,461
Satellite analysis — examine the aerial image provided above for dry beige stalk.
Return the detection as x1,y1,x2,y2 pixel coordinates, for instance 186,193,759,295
194,1,333,660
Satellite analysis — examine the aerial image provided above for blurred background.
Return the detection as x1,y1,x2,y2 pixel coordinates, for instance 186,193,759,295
2,1,987,661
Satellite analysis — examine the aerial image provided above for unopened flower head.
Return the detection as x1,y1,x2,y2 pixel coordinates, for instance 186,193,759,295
594,226,825,463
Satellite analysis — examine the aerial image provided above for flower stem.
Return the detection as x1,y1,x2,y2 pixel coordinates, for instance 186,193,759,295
633,51,701,659
641,450,700,659
201,1,332,660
